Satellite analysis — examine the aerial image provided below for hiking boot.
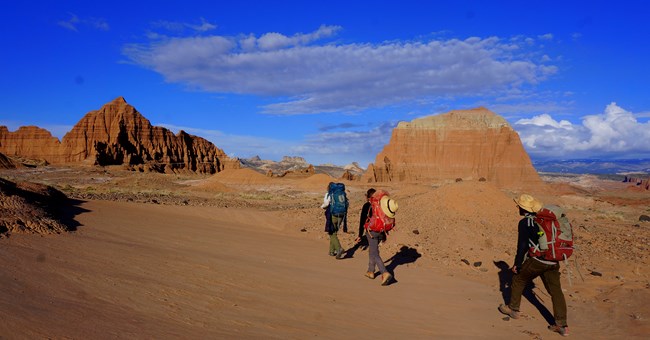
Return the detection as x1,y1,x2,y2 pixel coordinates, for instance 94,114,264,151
329,251,335,256
548,325,569,337
364,271,376,279
335,248,345,259
498,304,520,319
381,272,393,286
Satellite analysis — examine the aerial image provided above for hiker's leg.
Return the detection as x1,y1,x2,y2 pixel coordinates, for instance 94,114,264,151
540,264,568,327
331,215,342,251
509,258,539,311
367,231,378,272
329,234,336,254
367,231,387,273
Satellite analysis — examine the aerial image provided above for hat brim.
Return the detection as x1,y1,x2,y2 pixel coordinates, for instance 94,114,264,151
380,196,397,218
513,197,542,213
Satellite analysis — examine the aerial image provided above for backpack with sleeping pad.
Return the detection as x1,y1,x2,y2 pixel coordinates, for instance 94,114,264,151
528,205,574,262
328,182,348,216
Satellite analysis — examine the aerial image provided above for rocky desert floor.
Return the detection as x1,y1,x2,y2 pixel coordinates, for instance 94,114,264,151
1,165,649,339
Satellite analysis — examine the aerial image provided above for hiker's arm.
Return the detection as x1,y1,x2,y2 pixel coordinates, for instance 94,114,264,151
320,193,330,209
358,203,370,239
513,219,528,272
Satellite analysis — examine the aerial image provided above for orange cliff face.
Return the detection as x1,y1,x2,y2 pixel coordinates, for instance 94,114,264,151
0,97,239,174
362,107,543,189
0,126,64,163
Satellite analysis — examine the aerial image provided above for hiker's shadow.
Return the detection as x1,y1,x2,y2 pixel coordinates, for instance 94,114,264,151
342,235,368,259
494,260,555,325
384,246,422,285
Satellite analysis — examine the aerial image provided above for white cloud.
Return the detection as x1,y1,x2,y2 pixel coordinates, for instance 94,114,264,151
538,33,554,40
159,123,295,161
58,13,109,32
514,103,650,159
256,24,341,50
294,121,397,166
124,27,557,115
89,17,110,31
152,18,217,34
516,113,573,129
159,121,395,166
58,13,79,31
187,18,217,32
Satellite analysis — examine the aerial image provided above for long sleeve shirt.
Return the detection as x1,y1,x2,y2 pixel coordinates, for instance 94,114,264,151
320,193,330,209
514,214,556,270
358,202,372,238
514,214,537,270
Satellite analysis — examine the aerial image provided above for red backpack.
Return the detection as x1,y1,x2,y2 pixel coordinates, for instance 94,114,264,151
364,190,396,233
529,205,574,261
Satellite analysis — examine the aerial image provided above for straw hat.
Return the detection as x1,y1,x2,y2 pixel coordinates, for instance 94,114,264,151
380,196,399,218
513,194,543,213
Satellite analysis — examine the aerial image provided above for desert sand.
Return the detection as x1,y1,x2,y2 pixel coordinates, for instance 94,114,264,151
1,165,649,339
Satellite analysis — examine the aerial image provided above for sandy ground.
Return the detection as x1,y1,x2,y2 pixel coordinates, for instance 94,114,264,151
1,166,649,339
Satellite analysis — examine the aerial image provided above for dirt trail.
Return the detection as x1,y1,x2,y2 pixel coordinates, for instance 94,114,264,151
1,200,647,339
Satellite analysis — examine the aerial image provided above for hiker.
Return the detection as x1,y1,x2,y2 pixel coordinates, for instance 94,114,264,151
499,194,569,337
321,182,348,259
354,188,376,248
363,190,398,286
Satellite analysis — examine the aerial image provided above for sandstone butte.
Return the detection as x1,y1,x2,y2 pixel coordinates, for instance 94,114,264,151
0,97,239,174
362,107,543,189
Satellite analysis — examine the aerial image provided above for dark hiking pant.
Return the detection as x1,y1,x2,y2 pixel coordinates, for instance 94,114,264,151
510,257,568,327
367,231,387,274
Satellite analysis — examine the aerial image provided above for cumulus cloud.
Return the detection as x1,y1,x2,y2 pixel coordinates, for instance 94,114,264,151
123,26,557,115
538,33,554,40
514,103,650,159
516,113,573,129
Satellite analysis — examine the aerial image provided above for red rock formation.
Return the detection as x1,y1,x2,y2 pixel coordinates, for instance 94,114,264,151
0,126,62,164
0,152,16,169
340,170,359,181
0,97,239,174
362,107,542,189
623,176,650,190
280,164,316,178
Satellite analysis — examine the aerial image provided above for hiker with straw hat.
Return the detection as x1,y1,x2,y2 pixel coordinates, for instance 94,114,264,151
362,189,399,286
498,194,570,337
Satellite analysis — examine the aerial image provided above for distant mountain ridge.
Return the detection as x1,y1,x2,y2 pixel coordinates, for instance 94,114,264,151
239,155,364,179
0,97,239,174
533,159,650,174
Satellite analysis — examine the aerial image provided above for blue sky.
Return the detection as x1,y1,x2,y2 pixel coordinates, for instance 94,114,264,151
2,1,649,167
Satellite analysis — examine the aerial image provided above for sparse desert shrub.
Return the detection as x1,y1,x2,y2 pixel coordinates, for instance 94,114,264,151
479,177,486,182
455,178,463,182
239,192,273,200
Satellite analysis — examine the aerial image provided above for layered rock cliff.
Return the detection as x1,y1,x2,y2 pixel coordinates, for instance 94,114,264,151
623,176,650,190
0,152,16,169
0,126,63,164
363,107,542,189
0,97,238,174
